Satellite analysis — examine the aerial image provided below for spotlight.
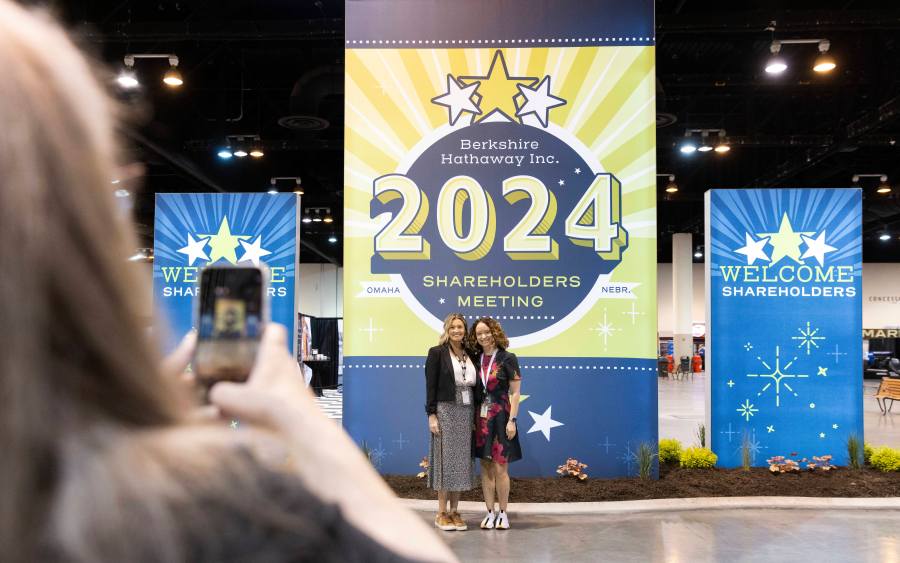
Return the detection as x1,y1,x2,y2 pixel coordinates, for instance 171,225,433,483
114,188,130,198
323,210,334,223
714,131,730,153
163,65,183,87
698,145,713,153
328,235,338,244
293,179,304,195
765,42,787,74
312,210,323,223
267,188,279,195
877,176,892,194
249,148,264,158
664,175,678,193
880,232,891,242
217,148,234,159
116,68,139,89
233,149,249,158
813,41,836,73
680,143,697,154
694,250,703,258
302,214,312,224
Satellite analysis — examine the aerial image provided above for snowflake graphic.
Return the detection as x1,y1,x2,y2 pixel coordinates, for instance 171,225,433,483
368,439,387,469
736,399,759,422
618,441,637,475
747,346,809,407
791,321,825,355
589,308,621,350
744,342,753,351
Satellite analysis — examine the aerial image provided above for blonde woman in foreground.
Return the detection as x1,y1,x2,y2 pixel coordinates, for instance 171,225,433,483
0,2,454,562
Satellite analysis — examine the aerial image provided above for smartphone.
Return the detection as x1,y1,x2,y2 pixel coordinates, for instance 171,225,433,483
194,265,268,386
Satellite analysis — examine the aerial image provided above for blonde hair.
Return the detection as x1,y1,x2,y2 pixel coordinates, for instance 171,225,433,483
437,313,468,346
0,4,308,561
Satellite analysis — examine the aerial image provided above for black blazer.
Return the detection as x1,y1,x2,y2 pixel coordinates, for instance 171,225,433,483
424,344,476,415
473,348,521,406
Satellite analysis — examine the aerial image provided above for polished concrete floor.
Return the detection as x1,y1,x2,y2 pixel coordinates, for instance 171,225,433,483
430,509,900,562
658,374,900,448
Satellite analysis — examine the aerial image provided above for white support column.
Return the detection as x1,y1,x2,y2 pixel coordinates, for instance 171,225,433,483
672,233,694,368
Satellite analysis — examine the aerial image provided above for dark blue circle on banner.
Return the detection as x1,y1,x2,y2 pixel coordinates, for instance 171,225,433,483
371,121,627,338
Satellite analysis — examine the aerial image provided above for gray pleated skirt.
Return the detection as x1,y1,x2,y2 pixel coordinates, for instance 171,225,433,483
427,385,475,491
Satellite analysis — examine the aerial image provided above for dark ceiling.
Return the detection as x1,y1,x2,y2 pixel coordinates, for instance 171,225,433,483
42,0,900,264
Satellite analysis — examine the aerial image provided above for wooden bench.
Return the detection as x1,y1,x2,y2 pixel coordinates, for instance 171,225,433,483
874,377,900,414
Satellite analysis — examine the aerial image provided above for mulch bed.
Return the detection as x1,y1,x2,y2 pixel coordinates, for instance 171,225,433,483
385,464,900,502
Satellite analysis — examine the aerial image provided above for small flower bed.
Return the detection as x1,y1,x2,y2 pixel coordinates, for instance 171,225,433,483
658,439,682,464
557,458,589,481
767,453,836,473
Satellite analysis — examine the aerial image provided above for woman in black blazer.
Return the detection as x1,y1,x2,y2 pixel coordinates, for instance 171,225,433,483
424,313,477,531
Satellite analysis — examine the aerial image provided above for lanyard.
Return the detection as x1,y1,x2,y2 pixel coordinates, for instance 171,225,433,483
480,351,497,389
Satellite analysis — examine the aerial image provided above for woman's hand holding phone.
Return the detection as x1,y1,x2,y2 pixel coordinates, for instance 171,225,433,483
208,324,455,562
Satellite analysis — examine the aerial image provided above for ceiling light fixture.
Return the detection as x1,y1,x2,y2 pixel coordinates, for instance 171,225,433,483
312,210,323,223
694,246,703,259
323,209,334,223
879,232,891,242
217,148,233,159
301,214,312,224
680,132,697,154
852,173,891,194
328,235,338,244
117,55,139,89
714,130,731,153
658,174,678,193
812,40,836,73
162,56,183,87
270,177,303,196
233,148,249,158
765,41,787,75
697,131,713,152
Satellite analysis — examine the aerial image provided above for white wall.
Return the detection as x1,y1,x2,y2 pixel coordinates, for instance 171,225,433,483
299,263,343,318
657,263,705,337
862,263,900,329
656,262,900,334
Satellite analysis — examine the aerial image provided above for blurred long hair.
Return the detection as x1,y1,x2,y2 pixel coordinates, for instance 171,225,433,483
0,2,189,559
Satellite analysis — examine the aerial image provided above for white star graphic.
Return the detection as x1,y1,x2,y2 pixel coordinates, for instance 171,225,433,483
177,233,210,266
431,74,481,126
558,179,565,186
574,168,582,175
800,231,837,267
438,298,445,304
516,76,566,127
735,233,770,265
527,405,564,441
237,235,272,267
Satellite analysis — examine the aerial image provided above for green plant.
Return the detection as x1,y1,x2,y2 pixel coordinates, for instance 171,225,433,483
695,424,706,448
361,440,373,464
741,433,751,471
869,446,900,472
637,442,656,479
658,439,683,464
680,446,717,469
847,434,862,470
557,458,589,481
864,442,875,465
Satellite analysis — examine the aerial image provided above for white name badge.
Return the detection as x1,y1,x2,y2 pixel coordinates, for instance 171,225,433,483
480,402,489,418
461,388,471,405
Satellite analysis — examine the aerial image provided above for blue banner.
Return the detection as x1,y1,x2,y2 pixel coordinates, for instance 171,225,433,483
705,189,863,467
153,193,300,351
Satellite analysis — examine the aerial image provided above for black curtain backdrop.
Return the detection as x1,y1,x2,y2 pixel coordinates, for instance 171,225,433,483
309,317,339,392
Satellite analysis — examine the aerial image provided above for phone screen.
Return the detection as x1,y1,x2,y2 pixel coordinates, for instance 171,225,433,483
194,267,264,384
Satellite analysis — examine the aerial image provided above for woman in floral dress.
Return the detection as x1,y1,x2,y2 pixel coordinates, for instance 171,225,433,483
470,317,522,530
